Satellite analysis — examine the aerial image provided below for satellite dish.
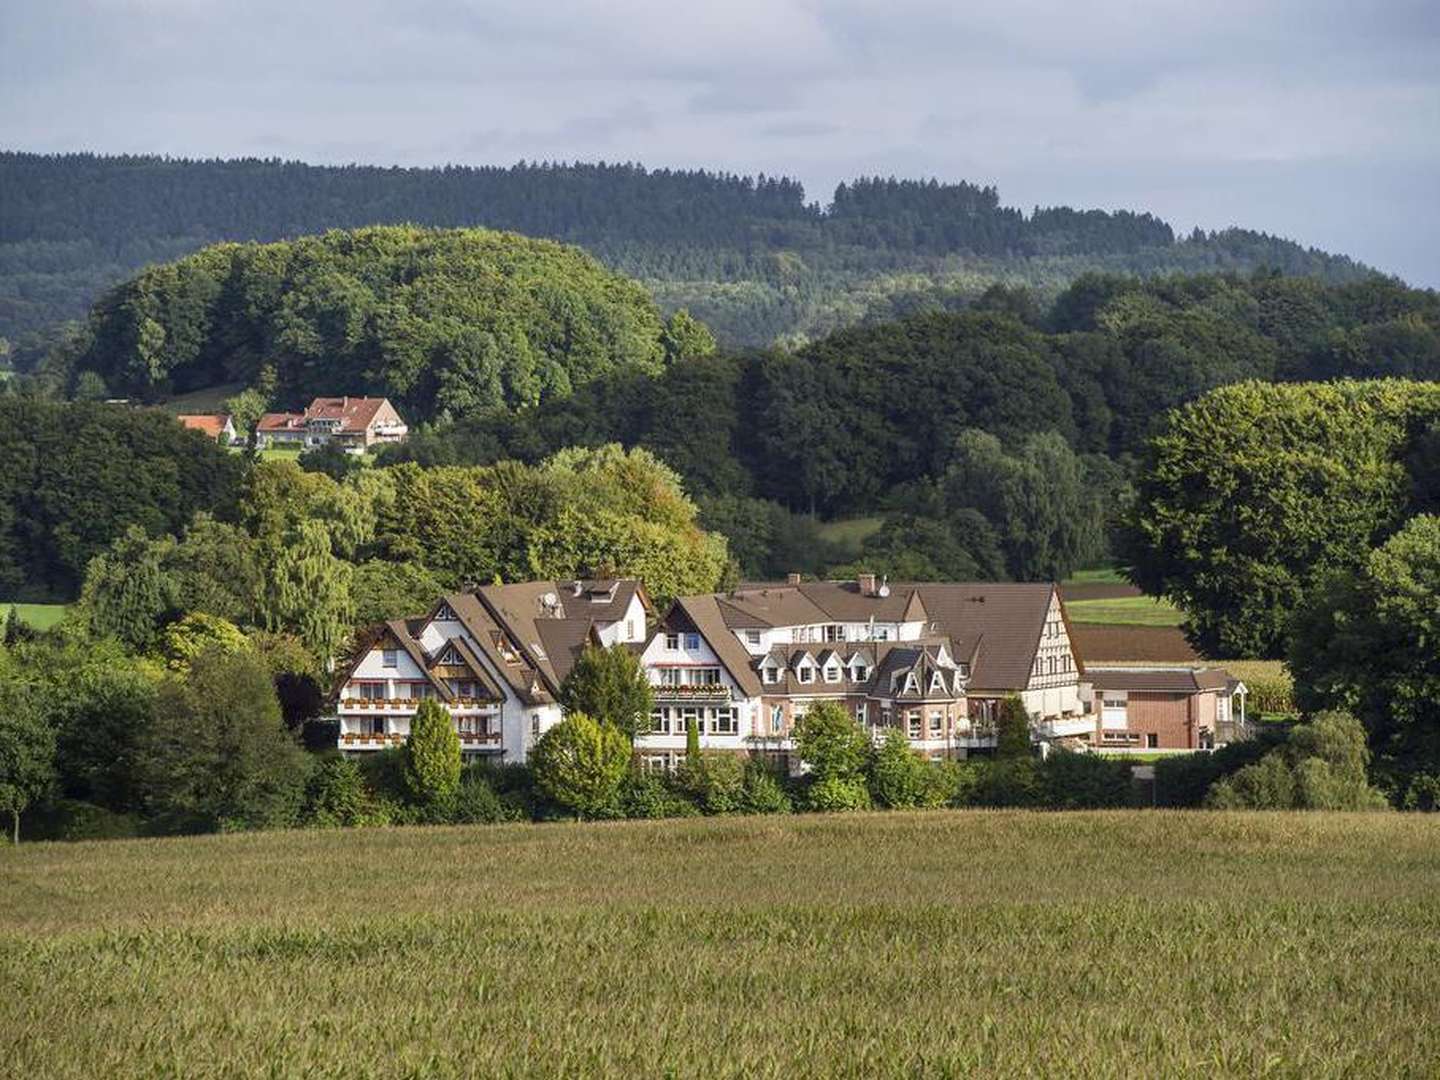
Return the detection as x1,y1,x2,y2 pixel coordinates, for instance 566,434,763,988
540,592,559,611
877,584,890,598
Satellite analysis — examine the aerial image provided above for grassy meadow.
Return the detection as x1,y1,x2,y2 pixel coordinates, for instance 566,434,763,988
1065,594,1185,627
1,602,66,630
4,811,1439,1077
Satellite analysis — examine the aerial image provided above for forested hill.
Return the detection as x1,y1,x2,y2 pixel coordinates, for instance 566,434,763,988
0,152,1376,350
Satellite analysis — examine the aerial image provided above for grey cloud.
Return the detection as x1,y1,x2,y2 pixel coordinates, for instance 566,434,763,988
0,0,1436,284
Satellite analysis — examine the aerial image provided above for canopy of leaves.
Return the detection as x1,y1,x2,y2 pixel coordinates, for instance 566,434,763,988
1122,379,1440,658
403,699,462,809
1206,711,1388,811
529,711,631,819
75,225,672,421
559,644,654,740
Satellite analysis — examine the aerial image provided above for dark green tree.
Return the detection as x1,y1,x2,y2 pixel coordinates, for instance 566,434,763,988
403,699,462,811
530,711,631,819
559,643,654,740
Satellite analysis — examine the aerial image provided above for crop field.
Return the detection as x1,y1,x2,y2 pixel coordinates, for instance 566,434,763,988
1065,594,1184,627
4,811,1439,1077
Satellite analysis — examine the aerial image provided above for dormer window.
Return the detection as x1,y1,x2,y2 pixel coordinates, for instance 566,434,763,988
823,665,840,683
851,665,869,682
797,665,815,685
762,666,780,685
903,672,919,695
745,630,762,646
930,671,945,694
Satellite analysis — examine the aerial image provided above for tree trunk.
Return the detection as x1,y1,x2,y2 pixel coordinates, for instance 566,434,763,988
11,809,17,845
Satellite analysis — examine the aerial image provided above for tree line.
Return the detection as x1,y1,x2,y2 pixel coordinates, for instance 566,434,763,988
0,152,1375,349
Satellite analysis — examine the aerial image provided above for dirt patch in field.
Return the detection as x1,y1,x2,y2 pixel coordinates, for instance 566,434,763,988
1072,625,1199,664
1061,583,1144,602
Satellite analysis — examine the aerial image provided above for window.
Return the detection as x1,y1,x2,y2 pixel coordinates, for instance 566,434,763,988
368,717,386,736
665,632,680,651
930,671,945,694
797,666,815,685
649,709,665,734
929,710,943,735
907,711,922,739
383,649,398,668
745,630,762,646
824,624,846,643
711,708,738,736
658,668,682,686
685,633,701,651
357,682,385,700
626,619,636,641
411,683,435,700
693,668,721,686
855,702,868,725
1102,696,1126,709
770,705,784,734
1146,733,1159,749
824,665,840,683
851,665,869,682
875,627,890,642
436,603,457,621
762,666,779,685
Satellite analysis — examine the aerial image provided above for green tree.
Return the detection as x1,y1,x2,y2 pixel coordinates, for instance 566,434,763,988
793,701,871,810
868,729,933,809
303,755,390,827
0,678,56,842
661,309,717,363
403,699,462,811
161,612,250,672
529,711,631,819
559,643,654,740
139,646,310,831
350,559,445,627
79,526,180,652
254,518,354,666
1122,380,1440,657
1289,515,1440,788
995,695,1033,759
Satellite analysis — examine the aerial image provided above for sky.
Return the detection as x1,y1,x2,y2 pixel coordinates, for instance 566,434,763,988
3,0,1438,285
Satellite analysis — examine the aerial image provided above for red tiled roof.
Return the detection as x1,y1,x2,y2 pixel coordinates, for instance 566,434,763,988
176,413,232,438
257,411,304,432
304,396,390,433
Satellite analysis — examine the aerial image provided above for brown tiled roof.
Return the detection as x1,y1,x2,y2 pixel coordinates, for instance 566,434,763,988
176,413,231,438
304,396,392,433
912,583,1057,693
672,594,763,697
1089,667,1236,693
257,411,304,432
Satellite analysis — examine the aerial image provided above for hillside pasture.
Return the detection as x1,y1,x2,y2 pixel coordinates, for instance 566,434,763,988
3,811,1438,1077
1,602,66,630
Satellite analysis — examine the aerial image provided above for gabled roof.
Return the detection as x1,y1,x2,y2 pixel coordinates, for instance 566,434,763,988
303,396,396,433
385,619,456,703
913,583,1059,692
257,411,305,432
670,594,763,697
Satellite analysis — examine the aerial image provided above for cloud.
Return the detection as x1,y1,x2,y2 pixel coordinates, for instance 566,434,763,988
0,0,1437,284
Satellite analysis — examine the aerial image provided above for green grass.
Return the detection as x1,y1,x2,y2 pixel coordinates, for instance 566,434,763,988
1066,594,1185,627
1062,566,1127,585
816,515,883,554
256,446,303,462
157,381,245,415
3,811,1439,1077
1,602,66,630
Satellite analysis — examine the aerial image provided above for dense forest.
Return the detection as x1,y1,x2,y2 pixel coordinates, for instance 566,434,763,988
0,153,1376,353
69,225,708,415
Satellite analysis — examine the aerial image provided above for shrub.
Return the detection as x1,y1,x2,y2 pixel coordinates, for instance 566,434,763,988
805,775,872,812
1040,750,1134,809
618,768,700,820
739,759,794,815
1205,710,1387,810
972,758,1043,807
303,756,390,828
868,730,934,809
22,799,141,842
453,766,516,825
1153,728,1285,807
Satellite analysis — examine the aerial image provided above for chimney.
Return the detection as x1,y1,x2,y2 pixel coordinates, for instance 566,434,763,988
786,572,802,586
858,573,877,597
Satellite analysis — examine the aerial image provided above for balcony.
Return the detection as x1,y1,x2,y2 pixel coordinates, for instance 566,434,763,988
649,683,732,701
1037,716,1096,739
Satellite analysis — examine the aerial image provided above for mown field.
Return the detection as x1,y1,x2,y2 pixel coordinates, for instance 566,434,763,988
3,811,1438,1077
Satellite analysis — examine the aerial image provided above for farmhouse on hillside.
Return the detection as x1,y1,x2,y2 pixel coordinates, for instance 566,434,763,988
256,396,408,453
332,574,1180,768
176,412,236,443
